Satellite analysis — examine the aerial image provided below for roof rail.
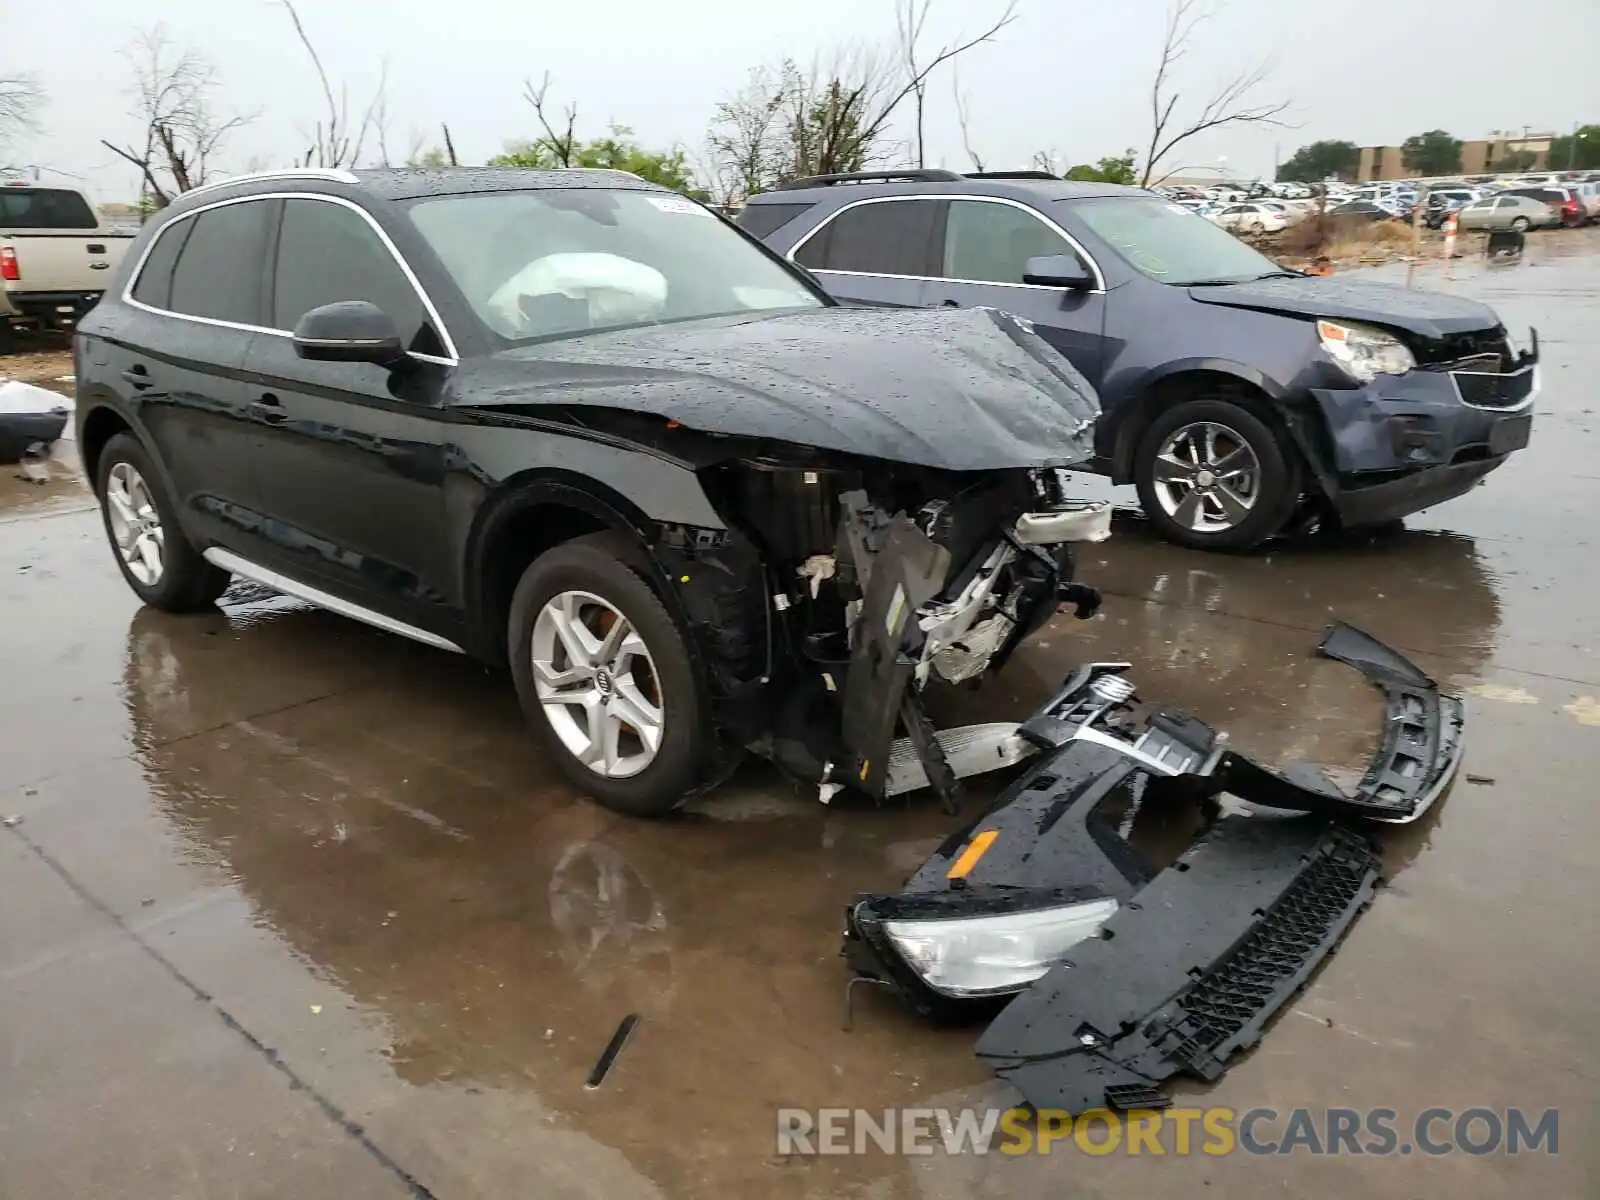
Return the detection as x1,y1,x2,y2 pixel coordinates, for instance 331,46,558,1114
775,168,965,190
179,167,361,200
963,171,1064,181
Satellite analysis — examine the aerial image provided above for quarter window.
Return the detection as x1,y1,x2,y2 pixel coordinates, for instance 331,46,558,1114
168,200,272,326
130,220,194,311
272,198,429,349
794,199,937,276
940,200,1074,285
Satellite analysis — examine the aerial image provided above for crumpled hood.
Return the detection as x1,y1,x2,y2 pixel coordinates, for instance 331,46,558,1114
467,306,1100,471
1188,274,1499,339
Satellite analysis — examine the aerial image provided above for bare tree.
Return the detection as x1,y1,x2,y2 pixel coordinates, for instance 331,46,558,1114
895,0,1017,167
1139,0,1289,187
952,69,983,172
99,27,250,207
519,72,579,167
279,0,383,168
0,75,43,167
705,66,789,205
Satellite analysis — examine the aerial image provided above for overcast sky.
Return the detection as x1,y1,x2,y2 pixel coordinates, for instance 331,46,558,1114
6,0,1597,200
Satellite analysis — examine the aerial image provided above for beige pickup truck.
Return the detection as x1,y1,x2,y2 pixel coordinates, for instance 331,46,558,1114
1,184,134,343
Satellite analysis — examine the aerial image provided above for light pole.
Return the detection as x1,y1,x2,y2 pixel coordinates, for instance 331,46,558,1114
1568,127,1588,171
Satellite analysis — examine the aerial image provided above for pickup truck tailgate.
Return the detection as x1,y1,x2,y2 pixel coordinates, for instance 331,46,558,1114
2,233,130,294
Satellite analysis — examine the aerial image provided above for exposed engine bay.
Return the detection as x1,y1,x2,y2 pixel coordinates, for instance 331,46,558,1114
665,457,1112,807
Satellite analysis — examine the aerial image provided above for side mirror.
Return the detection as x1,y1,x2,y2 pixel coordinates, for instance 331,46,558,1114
292,300,405,366
1022,254,1094,290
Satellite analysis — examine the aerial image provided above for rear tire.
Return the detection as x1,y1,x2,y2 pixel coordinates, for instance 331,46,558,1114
1133,397,1301,551
508,533,710,816
95,432,229,611
1509,216,1531,232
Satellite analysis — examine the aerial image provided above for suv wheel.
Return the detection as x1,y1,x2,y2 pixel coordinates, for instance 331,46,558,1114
1133,398,1301,551
95,432,229,610
508,533,709,816
1509,216,1531,232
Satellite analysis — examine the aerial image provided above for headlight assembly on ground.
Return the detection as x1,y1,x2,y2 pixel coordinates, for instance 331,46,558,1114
882,899,1119,997
1317,318,1416,382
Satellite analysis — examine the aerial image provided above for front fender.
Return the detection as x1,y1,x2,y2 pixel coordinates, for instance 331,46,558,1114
1102,358,1295,476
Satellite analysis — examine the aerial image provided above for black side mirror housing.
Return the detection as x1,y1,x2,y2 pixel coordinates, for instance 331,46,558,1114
292,300,406,366
1023,254,1094,290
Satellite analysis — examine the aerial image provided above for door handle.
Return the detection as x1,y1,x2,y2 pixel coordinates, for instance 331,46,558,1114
120,365,152,390
940,299,961,308
249,393,287,425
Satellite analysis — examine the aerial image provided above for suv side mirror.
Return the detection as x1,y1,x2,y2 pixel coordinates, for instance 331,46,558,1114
292,301,405,366
1023,254,1094,290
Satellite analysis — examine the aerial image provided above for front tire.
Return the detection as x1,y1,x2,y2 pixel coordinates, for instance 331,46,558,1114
1133,397,1302,551
508,533,710,816
95,432,229,611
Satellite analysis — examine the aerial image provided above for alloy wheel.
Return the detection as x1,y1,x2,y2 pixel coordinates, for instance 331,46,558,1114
105,461,166,586
1149,420,1262,533
531,590,664,779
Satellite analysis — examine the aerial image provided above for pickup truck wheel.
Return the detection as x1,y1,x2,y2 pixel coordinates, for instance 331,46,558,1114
508,534,709,817
95,432,229,611
1134,398,1301,551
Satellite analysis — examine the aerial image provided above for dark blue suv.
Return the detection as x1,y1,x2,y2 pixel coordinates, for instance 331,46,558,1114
743,170,1537,550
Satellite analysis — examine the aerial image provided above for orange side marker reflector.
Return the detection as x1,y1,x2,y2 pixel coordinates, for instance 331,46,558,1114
947,829,999,879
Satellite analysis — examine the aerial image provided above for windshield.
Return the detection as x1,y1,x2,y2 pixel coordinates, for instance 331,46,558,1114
408,189,822,344
1065,195,1282,285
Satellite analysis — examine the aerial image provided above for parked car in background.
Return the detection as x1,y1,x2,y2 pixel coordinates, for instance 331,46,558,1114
747,169,1538,550
1456,193,1564,231
1499,186,1588,226
1327,200,1398,222
1572,180,1600,221
0,183,133,345
1211,202,1289,233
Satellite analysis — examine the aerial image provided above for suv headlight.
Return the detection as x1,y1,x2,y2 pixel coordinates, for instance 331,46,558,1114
881,899,1118,997
1317,318,1415,382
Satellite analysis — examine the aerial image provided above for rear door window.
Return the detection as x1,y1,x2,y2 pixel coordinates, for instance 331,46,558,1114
271,198,429,349
939,200,1074,284
0,188,98,229
168,200,273,326
794,199,938,276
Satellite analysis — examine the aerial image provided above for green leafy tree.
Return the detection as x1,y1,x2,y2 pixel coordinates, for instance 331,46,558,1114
1548,124,1600,171
1064,151,1137,185
1277,140,1359,183
489,125,702,196
1400,129,1462,176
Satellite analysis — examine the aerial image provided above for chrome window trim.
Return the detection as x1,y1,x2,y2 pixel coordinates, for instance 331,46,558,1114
785,193,1108,295
122,190,460,366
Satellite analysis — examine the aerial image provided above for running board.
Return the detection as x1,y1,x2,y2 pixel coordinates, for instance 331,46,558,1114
202,548,464,654
883,722,1037,797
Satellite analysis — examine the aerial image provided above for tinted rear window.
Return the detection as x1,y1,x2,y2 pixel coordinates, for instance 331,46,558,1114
735,202,814,240
130,220,195,311
0,188,98,230
794,199,938,276
169,200,272,326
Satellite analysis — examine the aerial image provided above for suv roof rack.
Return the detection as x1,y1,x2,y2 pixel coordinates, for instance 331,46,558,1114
963,171,1064,181
775,169,965,190
180,167,361,200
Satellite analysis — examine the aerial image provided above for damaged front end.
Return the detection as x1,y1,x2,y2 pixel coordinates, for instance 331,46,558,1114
844,624,1462,1114
672,454,1112,808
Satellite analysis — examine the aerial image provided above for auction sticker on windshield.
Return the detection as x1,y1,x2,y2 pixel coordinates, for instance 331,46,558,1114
647,195,714,216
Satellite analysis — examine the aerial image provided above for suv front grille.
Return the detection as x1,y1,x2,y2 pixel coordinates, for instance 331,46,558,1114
1450,364,1536,409
1414,327,1512,371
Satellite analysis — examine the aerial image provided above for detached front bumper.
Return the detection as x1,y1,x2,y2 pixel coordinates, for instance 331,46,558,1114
1299,345,1537,525
843,624,1460,1114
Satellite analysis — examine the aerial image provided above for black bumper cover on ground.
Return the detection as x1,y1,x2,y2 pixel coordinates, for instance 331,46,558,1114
842,623,1458,1114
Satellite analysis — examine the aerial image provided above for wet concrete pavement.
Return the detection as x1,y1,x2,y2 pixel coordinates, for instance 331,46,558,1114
2,249,1597,1198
